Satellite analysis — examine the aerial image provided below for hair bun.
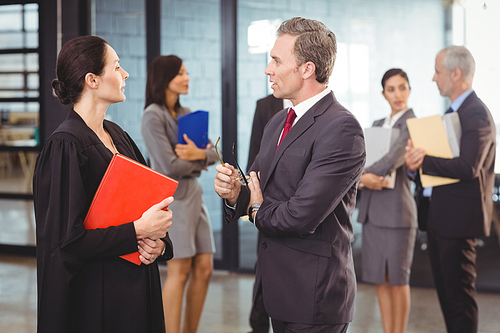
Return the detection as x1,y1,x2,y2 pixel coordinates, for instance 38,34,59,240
52,79,72,105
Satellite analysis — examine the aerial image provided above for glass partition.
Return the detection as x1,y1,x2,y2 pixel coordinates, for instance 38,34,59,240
160,0,223,261
0,2,39,248
93,0,223,261
236,0,446,270
0,199,35,246
0,3,40,148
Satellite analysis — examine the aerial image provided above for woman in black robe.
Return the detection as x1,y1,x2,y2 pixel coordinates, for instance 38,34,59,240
33,36,174,333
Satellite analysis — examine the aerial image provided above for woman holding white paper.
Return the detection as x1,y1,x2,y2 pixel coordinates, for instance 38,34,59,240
357,68,418,333
141,55,218,333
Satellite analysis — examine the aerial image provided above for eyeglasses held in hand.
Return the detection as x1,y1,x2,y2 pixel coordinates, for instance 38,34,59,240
215,137,250,186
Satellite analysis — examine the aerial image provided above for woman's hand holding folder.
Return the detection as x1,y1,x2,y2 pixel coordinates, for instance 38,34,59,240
134,197,174,240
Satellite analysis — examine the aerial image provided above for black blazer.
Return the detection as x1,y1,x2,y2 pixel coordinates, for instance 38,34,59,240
33,110,172,333
226,92,365,324
423,91,496,238
413,173,430,231
247,94,284,172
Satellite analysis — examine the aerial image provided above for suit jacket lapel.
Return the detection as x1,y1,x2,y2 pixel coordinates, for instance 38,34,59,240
373,119,384,127
393,108,414,128
261,92,335,191
258,112,286,189
457,91,477,115
373,108,414,129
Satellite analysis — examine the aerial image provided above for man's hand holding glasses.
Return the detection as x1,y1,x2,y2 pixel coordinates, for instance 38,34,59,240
214,137,252,206
214,163,242,206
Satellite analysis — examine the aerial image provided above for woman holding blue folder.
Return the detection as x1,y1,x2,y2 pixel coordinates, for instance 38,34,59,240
141,55,218,333
357,68,418,333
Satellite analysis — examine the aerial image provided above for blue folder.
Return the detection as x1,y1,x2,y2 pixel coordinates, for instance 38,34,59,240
177,110,209,148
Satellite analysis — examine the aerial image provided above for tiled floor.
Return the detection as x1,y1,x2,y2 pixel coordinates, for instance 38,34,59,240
1,254,500,333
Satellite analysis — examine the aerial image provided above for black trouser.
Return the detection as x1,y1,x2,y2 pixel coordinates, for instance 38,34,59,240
427,231,478,333
249,285,269,333
271,319,348,333
249,232,270,333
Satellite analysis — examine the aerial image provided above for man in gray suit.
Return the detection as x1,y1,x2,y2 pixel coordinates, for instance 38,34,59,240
406,46,496,333
214,17,365,333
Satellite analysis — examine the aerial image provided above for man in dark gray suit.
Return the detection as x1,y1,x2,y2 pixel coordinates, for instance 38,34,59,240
406,45,496,333
215,17,365,333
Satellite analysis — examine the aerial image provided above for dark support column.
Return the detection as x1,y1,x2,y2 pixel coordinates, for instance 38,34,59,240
61,0,90,43
146,0,161,68
40,0,91,144
78,0,91,37
218,0,239,271
39,0,64,144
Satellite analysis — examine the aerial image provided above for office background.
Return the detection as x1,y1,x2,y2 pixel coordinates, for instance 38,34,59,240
0,0,499,290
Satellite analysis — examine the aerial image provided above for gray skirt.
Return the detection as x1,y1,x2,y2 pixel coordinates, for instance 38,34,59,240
361,223,416,285
168,178,215,259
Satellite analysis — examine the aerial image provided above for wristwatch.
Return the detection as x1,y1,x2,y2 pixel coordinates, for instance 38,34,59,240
248,203,261,223
160,241,167,257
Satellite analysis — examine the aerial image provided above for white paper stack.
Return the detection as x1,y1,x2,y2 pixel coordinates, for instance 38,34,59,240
443,112,461,157
364,127,400,189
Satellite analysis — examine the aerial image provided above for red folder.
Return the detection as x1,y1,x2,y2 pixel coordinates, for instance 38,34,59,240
84,153,178,265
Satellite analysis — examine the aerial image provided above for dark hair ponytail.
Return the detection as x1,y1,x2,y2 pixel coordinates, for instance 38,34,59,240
52,35,108,105
51,79,72,105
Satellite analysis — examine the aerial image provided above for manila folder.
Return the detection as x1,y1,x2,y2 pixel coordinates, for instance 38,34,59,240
406,115,459,188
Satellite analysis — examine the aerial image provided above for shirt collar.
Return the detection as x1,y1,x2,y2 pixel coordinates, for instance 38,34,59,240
449,89,473,112
289,87,331,125
283,99,293,109
383,108,410,128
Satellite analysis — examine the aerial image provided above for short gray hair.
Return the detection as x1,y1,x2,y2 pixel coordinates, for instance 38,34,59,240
440,45,476,82
277,17,336,84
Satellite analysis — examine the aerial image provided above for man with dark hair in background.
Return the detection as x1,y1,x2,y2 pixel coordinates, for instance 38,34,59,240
246,93,284,333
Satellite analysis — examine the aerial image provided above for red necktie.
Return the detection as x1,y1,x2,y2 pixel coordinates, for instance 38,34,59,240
277,108,297,149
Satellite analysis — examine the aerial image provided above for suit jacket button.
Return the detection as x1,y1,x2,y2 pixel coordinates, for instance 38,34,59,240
262,242,267,249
